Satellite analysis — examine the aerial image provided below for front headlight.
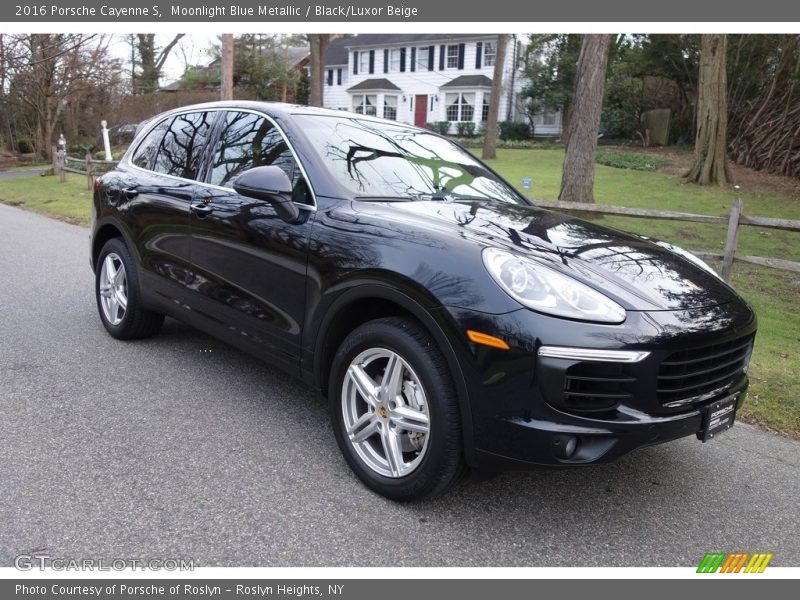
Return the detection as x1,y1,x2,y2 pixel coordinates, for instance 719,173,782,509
482,248,626,323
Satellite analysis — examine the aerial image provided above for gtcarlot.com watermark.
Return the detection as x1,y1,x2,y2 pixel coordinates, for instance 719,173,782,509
14,554,196,571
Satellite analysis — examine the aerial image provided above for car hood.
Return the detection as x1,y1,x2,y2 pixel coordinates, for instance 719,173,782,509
373,200,739,311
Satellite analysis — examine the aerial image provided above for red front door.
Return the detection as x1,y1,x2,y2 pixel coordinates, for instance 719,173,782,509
414,95,428,127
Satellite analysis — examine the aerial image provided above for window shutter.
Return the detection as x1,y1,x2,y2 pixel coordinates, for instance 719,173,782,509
458,43,465,70
439,45,445,70
369,50,375,74
353,51,358,75
476,42,483,69
327,70,333,86
337,69,342,85
428,46,435,71
410,47,416,72
400,48,406,72
383,49,389,73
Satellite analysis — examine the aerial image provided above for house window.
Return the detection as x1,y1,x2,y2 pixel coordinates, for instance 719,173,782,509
327,69,333,86
353,94,377,116
482,97,490,122
388,48,401,72
383,95,398,120
417,46,430,70
337,68,342,85
446,45,459,69
358,52,370,74
445,92,475,122
533,112,557,126
483,42,497,67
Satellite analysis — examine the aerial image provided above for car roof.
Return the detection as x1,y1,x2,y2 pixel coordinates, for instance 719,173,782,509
152,100,421,130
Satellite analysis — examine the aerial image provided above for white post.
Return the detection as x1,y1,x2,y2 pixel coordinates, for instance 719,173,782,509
101,120,112,161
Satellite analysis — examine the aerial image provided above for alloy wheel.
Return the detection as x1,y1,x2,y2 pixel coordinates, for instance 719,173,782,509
341,348,431,478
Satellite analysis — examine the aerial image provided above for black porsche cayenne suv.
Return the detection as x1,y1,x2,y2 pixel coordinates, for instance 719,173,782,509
91,101,756,500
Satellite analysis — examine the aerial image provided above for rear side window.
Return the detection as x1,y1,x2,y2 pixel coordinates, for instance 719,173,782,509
152,111,215,180
130,118,170,170
208,111,308,203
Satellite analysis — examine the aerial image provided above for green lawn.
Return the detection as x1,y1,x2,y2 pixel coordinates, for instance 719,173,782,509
0,173,93,224
1,153,798,436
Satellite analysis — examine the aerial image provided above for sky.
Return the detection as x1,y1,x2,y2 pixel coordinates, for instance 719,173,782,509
109,33,219,86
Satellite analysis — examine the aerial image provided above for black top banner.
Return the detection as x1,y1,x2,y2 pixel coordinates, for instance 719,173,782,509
4,0,800,22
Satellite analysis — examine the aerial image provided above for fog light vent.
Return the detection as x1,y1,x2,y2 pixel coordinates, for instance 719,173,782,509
563,362,635,411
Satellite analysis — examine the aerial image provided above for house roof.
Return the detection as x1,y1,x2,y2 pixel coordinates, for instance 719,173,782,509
347,78,403,92
325,37,351,66
325,34,498,66
440,75,494,89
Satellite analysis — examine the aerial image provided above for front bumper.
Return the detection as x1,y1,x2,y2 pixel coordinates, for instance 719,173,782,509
435,301,757,470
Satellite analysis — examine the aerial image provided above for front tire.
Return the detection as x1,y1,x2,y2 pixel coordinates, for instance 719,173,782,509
95,238,164,340
329,317,465,501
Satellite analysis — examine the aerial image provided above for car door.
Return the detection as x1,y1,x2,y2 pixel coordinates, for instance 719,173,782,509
186,109,316,370
120,110,216,308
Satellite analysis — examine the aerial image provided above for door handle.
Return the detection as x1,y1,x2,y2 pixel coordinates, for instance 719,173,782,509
190,201,213,217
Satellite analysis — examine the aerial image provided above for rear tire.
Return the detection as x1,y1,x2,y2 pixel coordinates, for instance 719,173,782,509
95,238,164,340
329,317,465,501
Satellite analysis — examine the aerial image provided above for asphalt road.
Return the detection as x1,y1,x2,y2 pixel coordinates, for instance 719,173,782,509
1,202,799,567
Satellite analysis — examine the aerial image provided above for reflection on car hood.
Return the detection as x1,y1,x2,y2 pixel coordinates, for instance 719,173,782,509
379,200,740,311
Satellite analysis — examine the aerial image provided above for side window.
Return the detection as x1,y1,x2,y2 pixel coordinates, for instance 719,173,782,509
153,111,214,180
130,118,170,170
208,111,311,205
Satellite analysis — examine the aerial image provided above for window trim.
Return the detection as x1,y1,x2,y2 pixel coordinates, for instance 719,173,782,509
383,95,398,120
358,52,370,74
125,107,317,211
446,45,460,69
352,94,378,116
388,48,401,72
483,41,497,67
445,91,476,122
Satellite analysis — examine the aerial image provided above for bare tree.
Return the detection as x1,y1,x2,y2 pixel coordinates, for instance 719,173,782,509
308,34,332,107
482,34,510,160
220,34,234,101
559,34,610,203
135,34,185,94
686,34,731,185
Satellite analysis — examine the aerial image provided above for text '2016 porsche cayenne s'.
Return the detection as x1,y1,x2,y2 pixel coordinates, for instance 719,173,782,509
91,102,757,500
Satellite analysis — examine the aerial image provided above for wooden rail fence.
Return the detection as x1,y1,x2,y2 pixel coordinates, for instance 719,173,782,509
52,147,118,190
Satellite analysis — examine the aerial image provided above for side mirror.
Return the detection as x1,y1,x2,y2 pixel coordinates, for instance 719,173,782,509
233,166,301,223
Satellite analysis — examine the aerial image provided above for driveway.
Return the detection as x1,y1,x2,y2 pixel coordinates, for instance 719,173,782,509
0,202,798,567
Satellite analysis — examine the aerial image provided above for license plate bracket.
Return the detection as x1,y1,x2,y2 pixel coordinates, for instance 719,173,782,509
698,394,739,442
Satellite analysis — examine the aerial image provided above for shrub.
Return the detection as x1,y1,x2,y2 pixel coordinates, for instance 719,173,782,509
431,121,451,135
595,150,667,171
14,137,35,154
70,142,95,158
455,122,476,137
499,121,531,141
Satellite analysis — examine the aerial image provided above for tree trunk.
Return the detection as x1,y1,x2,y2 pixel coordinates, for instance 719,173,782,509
482,35,510,160
308,35,331,107
136,34,184,94
559,34,610,203
220,34,234,101
686,34,731,186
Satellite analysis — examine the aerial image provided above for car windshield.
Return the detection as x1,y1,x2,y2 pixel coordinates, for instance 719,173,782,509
293,114,528,204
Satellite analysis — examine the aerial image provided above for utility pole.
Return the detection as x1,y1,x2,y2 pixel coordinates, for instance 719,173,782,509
221,34,234,101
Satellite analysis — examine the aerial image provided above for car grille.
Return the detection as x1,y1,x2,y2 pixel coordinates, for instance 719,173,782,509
657,335,754,407
563,363,636,411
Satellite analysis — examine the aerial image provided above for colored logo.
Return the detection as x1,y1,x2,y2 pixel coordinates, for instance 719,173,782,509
697,552,773,573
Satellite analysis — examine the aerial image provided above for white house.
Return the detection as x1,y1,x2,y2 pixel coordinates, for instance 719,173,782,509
321,34,562,137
